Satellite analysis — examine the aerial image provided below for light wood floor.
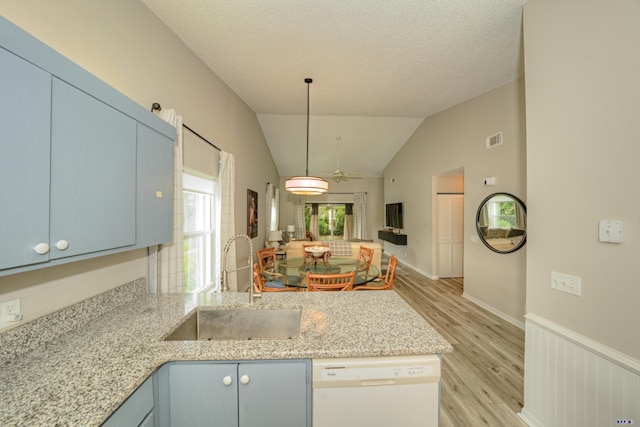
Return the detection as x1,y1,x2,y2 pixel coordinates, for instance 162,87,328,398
391,263,527,426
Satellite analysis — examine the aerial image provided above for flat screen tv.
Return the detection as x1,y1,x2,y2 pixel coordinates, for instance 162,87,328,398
385,202,403,229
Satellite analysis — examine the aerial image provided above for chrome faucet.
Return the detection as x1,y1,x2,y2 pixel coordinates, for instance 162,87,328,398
221,233,262,304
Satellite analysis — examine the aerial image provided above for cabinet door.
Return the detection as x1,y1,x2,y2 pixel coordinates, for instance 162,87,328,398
168,362,238,427
102,376,154,427
239,361,310,427
436,194,464,278
136,122,174,247
50,77,136,259
0,48,51,270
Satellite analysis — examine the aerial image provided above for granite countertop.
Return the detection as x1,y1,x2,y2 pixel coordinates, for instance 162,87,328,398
0,279,452,426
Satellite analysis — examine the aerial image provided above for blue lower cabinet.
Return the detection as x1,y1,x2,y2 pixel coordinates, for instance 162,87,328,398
139,411,154,427
105,360,311,426
238,361,310,427
159,360,311,427
102,376,154,427
167,362,239,426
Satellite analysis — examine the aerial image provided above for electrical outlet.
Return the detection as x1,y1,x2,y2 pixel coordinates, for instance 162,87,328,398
0,299,22,327
551,272,581,296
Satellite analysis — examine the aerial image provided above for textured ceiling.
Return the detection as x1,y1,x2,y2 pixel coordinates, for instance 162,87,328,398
141,0,526,179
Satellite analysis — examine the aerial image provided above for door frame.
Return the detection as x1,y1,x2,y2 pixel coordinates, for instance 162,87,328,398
431,169,465,280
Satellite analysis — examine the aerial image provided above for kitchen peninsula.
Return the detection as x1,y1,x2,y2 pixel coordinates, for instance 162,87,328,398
0,279,452,425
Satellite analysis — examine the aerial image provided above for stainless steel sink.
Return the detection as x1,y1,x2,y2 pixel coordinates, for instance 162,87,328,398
164,309,302,341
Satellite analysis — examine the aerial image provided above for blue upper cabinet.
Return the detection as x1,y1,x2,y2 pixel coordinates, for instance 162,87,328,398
50,78,137,259
0,48,52,270
0,17,176,276
137,123,174,248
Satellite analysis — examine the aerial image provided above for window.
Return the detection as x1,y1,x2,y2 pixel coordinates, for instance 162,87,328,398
305,203,346,240
487,199,517,229
183,172,216,293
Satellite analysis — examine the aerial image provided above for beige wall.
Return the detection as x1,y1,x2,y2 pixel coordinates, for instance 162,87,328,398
0,0,279,327
524,0,640,358
278,177,384,241
384,79,527,325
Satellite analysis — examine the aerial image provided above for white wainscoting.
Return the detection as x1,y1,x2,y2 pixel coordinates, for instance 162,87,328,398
520,313,640,427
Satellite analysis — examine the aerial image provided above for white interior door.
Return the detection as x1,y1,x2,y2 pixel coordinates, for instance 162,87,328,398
436,194,464,278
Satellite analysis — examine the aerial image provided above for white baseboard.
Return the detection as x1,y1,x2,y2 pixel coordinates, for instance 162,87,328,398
393,257,524,329
394,259,439,280
462,292,525,330
392,256,523,329
518,409,541,427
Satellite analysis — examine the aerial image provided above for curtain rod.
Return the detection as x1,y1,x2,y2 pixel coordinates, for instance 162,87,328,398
183,124,221,152
151,102,221,152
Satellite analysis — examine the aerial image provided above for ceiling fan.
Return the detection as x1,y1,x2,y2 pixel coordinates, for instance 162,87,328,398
331,136,362,183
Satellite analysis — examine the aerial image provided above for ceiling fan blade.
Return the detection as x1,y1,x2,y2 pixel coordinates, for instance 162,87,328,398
331,138,364,181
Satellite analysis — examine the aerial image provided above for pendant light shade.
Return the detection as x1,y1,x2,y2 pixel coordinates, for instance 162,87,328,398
285,78,328,195
285,176,329,195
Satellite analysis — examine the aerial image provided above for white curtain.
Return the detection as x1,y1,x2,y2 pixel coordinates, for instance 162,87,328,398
353,192,368,240
265,183,274,233
218,151,237,291
148,109,184,293
273,188,280,231
343,203,353,241
294,195,306,239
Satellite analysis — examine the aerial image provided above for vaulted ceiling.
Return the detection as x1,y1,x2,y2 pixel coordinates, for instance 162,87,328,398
141,0,526,180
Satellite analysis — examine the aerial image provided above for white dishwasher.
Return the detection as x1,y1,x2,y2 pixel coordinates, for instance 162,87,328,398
312,354,441,427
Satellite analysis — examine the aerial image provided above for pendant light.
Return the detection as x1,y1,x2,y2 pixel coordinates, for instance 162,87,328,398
285,78,329,195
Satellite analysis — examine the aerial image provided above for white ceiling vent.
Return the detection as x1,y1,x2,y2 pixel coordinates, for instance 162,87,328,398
486,131,503,149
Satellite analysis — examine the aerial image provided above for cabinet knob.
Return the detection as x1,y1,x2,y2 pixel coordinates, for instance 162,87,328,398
222,376,233,386
240,374,250,385
34,243,50,255
55,240,69,251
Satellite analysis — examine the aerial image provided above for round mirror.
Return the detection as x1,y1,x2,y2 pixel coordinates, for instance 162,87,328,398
476,193,527,254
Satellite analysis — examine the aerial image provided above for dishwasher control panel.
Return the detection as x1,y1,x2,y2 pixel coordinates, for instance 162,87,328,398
318,363,434,381
313,354,441,387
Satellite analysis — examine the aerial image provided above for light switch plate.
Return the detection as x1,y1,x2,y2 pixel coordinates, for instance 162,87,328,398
599,220,622,243
551,272,581,296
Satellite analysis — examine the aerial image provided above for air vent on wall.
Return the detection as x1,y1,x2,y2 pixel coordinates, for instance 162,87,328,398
486,131,503,149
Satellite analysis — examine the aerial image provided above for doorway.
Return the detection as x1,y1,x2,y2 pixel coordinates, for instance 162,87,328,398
436,194,464,278
433,171,464,280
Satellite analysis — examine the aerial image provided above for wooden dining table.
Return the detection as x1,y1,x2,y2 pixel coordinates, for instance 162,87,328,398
277,257,380,288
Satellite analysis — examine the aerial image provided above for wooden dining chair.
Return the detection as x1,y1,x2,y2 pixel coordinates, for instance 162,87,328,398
257,246,277,270
356,245,375,276
306,271,355,292
354,255,398,291
253,264,298,292
256,247,301,288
